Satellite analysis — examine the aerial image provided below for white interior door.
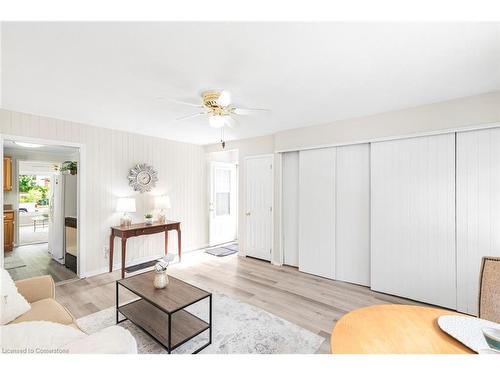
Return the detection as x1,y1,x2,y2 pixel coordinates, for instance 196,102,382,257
371,134,456,309
245,155,273,261
209,161,237,246
298,148,336,279
457,127,500,315
282,151,299,267
335,143,370,286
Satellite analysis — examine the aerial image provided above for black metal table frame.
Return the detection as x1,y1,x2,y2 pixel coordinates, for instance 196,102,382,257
116,281,212,354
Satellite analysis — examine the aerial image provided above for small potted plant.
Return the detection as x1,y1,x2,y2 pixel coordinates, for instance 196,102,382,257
61,161,77,175
153,259,169,289
144,213,154,225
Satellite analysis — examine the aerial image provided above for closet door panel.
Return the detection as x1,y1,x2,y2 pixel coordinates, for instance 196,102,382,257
298,148,336,279
371,134,456,309
335,143,370,286
282,151,299,267
457,128,500,315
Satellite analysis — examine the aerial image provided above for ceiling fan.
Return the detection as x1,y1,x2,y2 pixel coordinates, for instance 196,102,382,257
169,90,269,129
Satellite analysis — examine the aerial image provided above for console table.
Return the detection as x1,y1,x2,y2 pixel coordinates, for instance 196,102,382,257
109,220,181,278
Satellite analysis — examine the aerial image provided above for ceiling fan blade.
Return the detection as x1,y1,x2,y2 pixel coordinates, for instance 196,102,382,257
225,116,240,128
163,97,203,108
176,112,206,121
232,107,269,115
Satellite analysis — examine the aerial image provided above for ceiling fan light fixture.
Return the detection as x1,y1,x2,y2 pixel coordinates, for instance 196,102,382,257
216,90,232,107
209,115,226,128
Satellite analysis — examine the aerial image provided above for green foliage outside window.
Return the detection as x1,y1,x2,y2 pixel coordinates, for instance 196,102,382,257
19,175,37,193
18,175,49,205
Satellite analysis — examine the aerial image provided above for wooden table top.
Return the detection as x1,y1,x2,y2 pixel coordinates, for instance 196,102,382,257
330,304,474,354
118,271,210,313
111,220,180,231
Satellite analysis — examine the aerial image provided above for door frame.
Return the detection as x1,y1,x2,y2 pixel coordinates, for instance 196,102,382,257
0,133,87,278
208,161,238,246
243,154,274,260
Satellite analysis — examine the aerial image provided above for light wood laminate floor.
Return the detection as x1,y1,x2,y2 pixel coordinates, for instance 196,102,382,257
55,250,427,353
6,243,77,282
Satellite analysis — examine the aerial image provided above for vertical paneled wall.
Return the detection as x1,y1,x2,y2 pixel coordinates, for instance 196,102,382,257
298,148,336,279
457,128,500,315
371,134,456,309
0,109,208,275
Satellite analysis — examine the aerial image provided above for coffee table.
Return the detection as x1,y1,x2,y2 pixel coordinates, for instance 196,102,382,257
116,271,212,354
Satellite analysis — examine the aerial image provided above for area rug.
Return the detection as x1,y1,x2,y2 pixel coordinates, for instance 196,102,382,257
205,247,237,257
76,293,324,354
4,257,26,270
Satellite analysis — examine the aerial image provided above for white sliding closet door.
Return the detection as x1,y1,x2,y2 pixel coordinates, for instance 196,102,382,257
335,143,370,286
298,148,336,279
282,151,299,267
457,127,500,315
371,134,456,309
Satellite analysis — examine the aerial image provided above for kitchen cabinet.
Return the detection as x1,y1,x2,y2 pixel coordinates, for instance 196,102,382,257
3,156,12,191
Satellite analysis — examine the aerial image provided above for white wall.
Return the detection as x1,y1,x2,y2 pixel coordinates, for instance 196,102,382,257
0,109,208,276
274,91,500,151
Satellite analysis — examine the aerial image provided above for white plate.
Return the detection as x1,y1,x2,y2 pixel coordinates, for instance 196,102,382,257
438,315,500,353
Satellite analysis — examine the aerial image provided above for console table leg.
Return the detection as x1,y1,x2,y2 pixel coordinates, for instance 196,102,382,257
121,237,127,279
109,234,115,273
177,228,182,261
164,230,168,256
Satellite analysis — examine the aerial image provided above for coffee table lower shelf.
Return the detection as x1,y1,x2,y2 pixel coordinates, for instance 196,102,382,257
117,298,211,353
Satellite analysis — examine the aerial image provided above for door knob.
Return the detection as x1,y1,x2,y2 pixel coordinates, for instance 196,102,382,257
245,212,251,216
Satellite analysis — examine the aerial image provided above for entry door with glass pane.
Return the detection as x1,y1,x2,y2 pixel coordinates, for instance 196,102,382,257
209,162,237,246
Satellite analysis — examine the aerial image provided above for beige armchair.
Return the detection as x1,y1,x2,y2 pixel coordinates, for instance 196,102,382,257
14,275,55,303
9,275,80,330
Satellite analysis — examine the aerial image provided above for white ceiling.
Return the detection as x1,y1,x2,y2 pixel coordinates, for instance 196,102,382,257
2,22,499,145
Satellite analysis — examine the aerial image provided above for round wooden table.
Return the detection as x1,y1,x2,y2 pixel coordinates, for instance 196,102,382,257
331,305,474,354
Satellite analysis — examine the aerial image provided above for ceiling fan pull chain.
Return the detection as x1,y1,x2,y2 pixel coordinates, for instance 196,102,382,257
220,127,226,149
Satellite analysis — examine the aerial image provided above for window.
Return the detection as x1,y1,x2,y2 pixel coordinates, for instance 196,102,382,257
215,169,231,216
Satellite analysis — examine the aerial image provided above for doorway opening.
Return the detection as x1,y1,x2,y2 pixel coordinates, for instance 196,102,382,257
3,139,80,282
207,150,238,249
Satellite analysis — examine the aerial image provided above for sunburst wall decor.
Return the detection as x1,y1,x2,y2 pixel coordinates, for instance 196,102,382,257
128,163,158,193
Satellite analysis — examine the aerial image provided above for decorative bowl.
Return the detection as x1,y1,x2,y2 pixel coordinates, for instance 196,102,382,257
482,328,500,350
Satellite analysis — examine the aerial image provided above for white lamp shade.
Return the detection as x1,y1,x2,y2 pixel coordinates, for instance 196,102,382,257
155,195,171,210
116,197,136,213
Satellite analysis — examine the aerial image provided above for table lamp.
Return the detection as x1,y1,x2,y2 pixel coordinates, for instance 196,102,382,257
116,197,136,227
155,195,171,223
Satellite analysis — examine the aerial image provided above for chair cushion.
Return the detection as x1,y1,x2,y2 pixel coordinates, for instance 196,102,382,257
9,298,75,326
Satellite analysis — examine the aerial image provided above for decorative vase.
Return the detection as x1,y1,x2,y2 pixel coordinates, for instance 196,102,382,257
153,270,168,289
145,217,153,225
